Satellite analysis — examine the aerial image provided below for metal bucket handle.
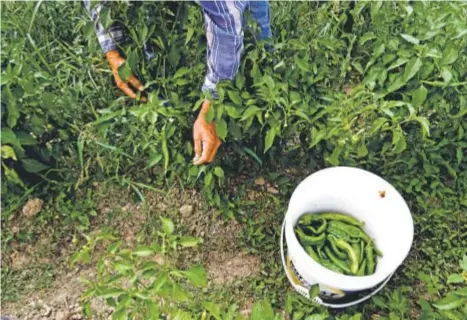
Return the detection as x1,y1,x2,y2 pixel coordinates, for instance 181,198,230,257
280,219,393,308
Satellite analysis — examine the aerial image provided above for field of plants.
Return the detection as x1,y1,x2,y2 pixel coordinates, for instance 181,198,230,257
1,1,467,319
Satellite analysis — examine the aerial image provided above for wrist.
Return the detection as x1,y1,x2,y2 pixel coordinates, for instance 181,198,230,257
105,49,120,60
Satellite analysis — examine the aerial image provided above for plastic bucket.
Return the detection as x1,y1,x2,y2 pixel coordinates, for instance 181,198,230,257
280,167,414,308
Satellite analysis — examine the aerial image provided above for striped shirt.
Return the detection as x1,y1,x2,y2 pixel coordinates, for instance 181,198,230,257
83,1,271,98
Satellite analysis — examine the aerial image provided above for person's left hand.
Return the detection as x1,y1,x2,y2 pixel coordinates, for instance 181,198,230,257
193,100,221,165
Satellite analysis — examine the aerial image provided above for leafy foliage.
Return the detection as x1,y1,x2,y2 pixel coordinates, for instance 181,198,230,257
1,1,466,319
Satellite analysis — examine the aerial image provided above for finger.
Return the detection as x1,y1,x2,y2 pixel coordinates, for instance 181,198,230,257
194,135,202,160
117,81,137,99
207,140,221,163
128,75,145,92
194,140,214,165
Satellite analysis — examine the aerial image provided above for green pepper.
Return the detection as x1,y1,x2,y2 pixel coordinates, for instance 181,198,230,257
317,212,364,227
327,235,347,260
352,242,361,264
305,245,320,262
374,247,383,257
295,228,326,245
365,243,375,274
359,241,365,263
299,217,327,235
334,239,359,275
328,221,370,242
320,259,344,274
357,260,367,276
324,247,351,274
327,224,348,239
317,243,326,260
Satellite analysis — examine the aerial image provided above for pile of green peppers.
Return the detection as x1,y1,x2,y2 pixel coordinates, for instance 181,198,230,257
294,212,383,276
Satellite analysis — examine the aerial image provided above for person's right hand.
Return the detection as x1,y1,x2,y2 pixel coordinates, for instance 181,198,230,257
105,50,145,100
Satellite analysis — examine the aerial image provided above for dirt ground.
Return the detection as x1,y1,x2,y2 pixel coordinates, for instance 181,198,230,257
1,183,266,319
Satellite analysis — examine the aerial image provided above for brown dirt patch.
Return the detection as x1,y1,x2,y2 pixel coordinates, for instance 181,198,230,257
207,251,261,285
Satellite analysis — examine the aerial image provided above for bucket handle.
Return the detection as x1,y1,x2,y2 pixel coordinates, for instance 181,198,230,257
280,218,393,308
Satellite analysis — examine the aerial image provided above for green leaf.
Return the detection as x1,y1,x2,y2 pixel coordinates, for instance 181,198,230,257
264,127,276,153
387,77,406,93
250,300,276,320
1,128,19,146
179,236,201,247
235,72,245,90
70,249,91,266
147,153,162,168
205,106,215,123
308,284,320,299
401,34,420,45
216,118,228,141
387,58,409,71
373,43,386,59
2,166,25,188
173,67,190,79
203,301,222,320
414,116,430,137
1,145,17,160
403,58,422,82
118,62,132,82
132,245,155,257
161,218,174,235
111,307,128,320
441,67,453,83
99,7,113,30
460,255,467,271
447,274,464,284
21,158,50,173
243,147,262,166
241,106,261,121
108,241,122,254
183,265,207,287
17,131,36,146
454,287,467,297
441,46,459,65
412,85,428,108
372,296,388,309
96,287,125,299
214,166,224,178
227,90,242,105
433,293,467,310
4,85,20,128
185,27,194,45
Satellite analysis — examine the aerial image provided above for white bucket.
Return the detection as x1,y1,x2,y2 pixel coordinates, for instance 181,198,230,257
280,167,414,308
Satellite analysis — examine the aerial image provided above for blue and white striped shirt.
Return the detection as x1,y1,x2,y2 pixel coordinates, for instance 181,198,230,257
83,0,271,98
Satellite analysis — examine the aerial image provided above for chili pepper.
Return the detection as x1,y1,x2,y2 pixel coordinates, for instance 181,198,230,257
360,240,365,263
324,247,351,274
357,260,367,276
313,218,327,234
299,217,327,234
374,247,383,257
352,242,361,264
328,221,370,242
295,228,326,245
305,245,320,262
366,243,375,274
317,212,364,227
327,224,349,239
317,243,326,260
334,238,359,275
320,259,344,274
327,235,347,260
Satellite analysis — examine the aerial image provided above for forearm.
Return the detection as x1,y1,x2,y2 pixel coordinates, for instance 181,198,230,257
201,1,248,99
